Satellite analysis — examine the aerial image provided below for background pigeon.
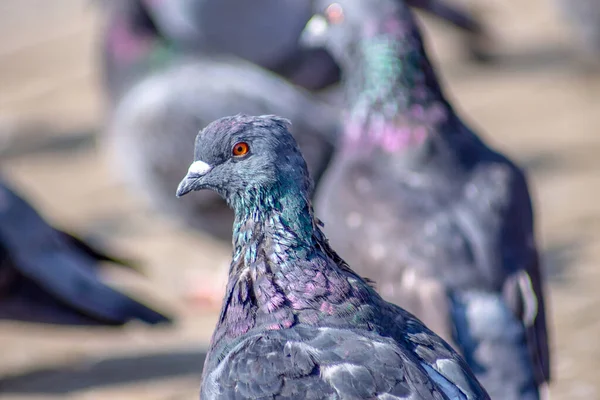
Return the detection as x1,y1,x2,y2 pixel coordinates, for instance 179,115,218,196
553,0,600,68
99,0,340,242
301,1,550,399
98,0,490,242
103,59,338,241
175,114,490,400
98,0,488,102
98,0,491,307
0,178,172,326
98,0,338,101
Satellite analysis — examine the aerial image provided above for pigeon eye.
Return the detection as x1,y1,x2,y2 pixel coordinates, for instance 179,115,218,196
325,3,344,24
232,142,250,157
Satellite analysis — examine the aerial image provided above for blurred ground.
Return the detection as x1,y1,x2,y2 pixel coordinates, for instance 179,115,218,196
0,0,599,399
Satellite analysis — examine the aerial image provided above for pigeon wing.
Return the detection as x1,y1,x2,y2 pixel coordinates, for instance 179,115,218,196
202,326,475,400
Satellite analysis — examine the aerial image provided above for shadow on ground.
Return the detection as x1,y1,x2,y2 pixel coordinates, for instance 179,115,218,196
0,124,97,160
0,348,207,395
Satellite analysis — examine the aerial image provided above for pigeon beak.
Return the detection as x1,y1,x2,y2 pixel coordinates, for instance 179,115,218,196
300,15,328,48
176,160,213,197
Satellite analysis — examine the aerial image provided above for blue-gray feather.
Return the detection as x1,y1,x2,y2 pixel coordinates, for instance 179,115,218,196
177,115,489,400
98,0,491,240
301,1,550,398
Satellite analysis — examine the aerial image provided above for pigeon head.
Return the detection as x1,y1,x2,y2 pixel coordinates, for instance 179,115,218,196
176,115,313,210
301,0,415,66
300,0,441,106
301,0,450,160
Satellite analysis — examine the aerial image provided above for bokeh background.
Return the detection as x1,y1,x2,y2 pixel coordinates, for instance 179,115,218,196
0,0,599,399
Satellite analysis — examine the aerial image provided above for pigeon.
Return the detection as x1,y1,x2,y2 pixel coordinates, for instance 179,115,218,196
175,114,490,400
99,0,339,241
0,179,172,326
300,1,550,399
98,0,489,240
98,0,488,102
98,0,339,103
554,0,600,67
98,0,488,307
103,59,338,241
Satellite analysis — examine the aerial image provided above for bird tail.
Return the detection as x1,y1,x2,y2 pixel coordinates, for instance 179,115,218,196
450,291,540,400
55,229,145,275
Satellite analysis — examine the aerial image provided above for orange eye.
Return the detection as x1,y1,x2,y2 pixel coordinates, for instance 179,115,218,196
232,142,250,157
325,3,344,24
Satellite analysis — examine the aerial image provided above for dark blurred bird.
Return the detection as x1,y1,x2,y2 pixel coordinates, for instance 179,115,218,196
0,179,172,326
301,1,550,399
176,114,490,400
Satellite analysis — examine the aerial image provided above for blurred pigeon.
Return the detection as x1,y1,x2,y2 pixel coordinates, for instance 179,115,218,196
98,0,489,307
554,0,600,68
99,0,339,244
103,59,338,241
0,179,172,326
301,1,550,399
176,114,490,400
98,0,339,103
98,0,488,235
98,0,489,102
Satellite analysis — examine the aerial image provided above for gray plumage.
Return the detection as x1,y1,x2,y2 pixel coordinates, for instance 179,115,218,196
554,0,600,63
176,114,490,400
98,0,340,102
0,178,172,326
301,1,550,399
98,0,489,240
99,0,338,240
103,59,338,240
98,0,486,101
